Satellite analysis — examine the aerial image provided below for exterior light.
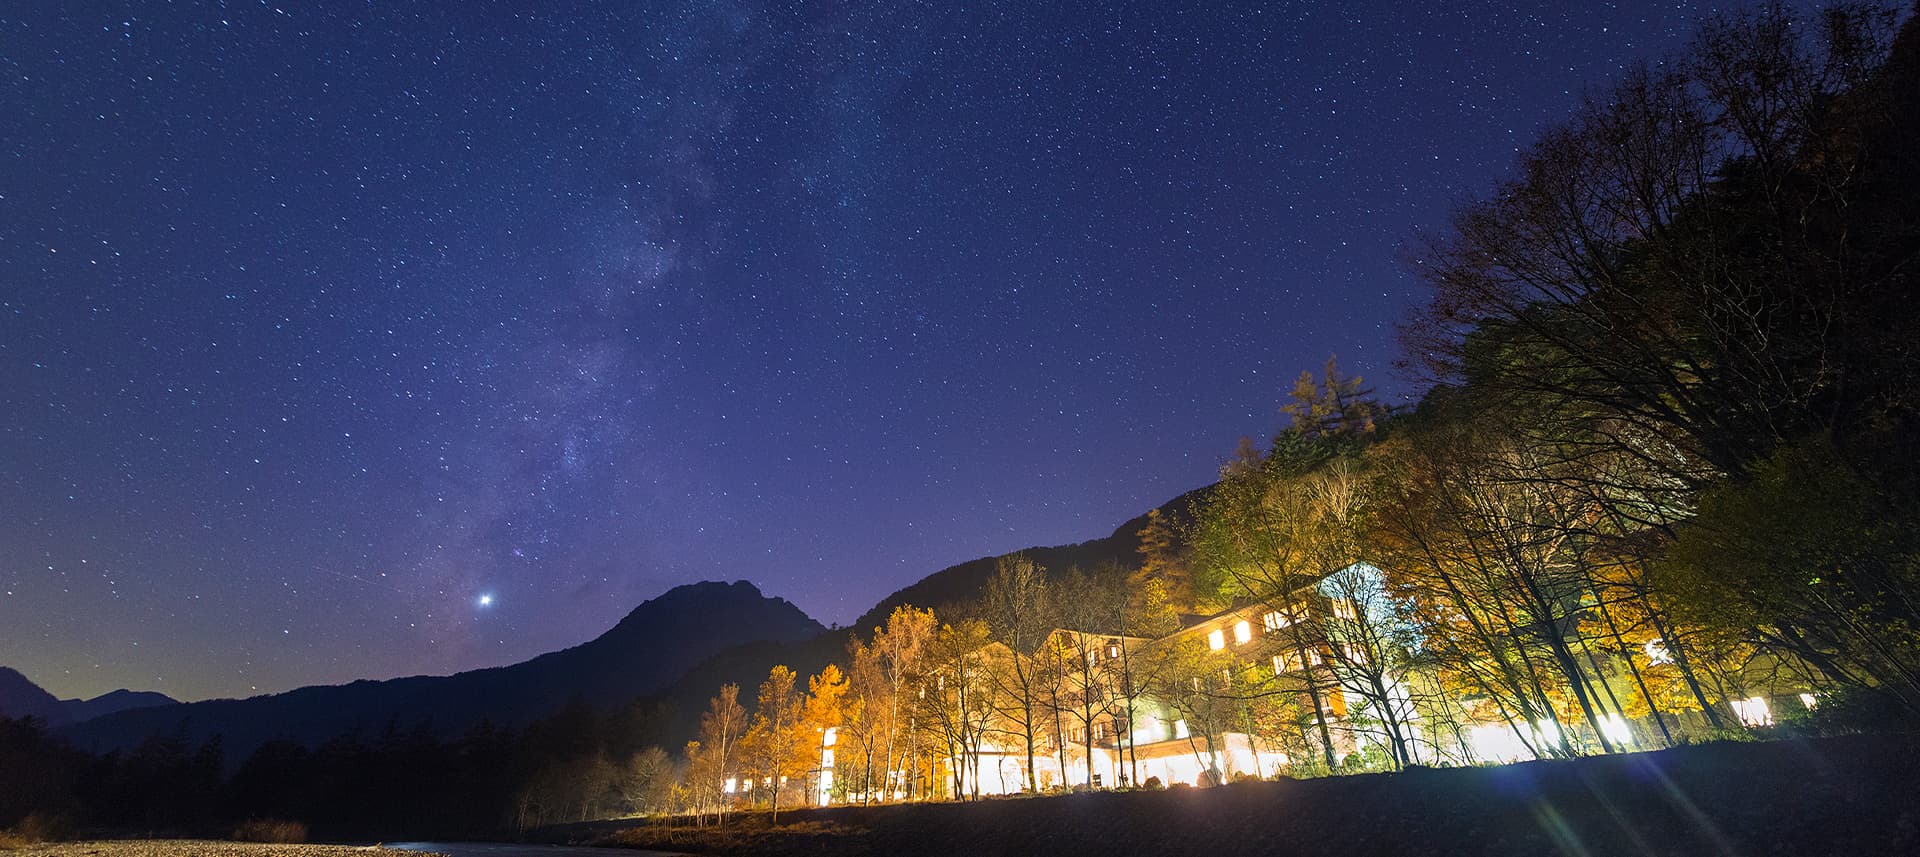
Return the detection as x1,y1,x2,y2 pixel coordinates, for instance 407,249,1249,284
1732,696,1773,727
1598,713,1633,746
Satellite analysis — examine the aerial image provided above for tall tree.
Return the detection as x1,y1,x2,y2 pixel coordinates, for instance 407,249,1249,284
980,554,1054,792
744,665,807,823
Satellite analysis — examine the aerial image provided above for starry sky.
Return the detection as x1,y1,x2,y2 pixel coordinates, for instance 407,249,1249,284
3,1,1717,702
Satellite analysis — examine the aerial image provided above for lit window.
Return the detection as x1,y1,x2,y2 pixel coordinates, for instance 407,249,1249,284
1263,610,1290,631
1220,668,1233,687
1332,598,1357,621
1107,644,1121,659
1732,696,1773,727
1272,654,1286,674
1207,628,1226,650
1798,692,1818,710
821,749,835,768
1234,620,1253,645
1307,648,1324,666
822,726,838,747
1343,643,1369,664
723,777,737,794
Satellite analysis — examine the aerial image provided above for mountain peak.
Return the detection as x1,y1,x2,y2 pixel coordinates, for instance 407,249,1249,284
61,576,828,761
595,579,822,648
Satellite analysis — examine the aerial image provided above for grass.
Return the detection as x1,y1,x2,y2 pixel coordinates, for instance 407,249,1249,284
552,732,1920,856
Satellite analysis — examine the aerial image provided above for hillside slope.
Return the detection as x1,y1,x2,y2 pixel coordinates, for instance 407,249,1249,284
847,484,1210,634
0,666,70,727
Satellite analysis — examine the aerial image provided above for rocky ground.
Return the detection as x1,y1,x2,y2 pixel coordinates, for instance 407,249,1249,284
4,844,443,857
552,733,1920,857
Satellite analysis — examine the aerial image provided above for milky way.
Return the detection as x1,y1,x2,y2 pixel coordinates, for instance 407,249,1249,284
1,1,1712,701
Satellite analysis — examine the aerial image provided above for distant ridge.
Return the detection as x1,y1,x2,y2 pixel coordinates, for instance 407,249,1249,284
60,580,824,759
54,483,1213,758
61,689,178,724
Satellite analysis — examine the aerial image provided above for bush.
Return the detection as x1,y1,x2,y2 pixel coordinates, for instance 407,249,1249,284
1142,776,1164,790
234,818,308,843
10,811,73,845
1783,686,1917,736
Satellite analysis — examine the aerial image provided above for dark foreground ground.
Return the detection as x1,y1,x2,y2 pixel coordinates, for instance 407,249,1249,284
543,734,1920,857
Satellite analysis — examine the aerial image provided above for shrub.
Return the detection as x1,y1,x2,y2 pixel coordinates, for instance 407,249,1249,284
6,811,74,845
234,818,308,843
1142,776,1164,790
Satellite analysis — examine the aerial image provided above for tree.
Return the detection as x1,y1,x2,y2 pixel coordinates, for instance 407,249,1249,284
868,604,936,800
1157,636,1245,785
980,554,1054,792
803,664,849,805
1402,1,1920,716
1135,508,1196,610
744,665,808,823
917,618,995,800
687,683,746,823
617,746,674,816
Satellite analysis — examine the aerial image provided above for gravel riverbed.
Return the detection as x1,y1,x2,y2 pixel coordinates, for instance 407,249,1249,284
6,844,446,857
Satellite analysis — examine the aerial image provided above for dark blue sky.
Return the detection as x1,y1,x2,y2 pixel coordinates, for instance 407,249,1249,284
3,1,1710,701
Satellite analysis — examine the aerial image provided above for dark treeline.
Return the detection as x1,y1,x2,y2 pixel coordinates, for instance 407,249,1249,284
1,698,676,840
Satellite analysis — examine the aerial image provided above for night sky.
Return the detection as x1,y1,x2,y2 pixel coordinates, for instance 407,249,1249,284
4,1,1713,702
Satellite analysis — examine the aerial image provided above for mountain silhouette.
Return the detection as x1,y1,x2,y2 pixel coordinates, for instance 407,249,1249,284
59,580,823,759
649,484,1212,741
60,689,179,724
0,666,70,727
49,485,1210,758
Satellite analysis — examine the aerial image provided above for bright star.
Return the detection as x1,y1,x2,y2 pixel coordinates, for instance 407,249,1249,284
476,593,494,608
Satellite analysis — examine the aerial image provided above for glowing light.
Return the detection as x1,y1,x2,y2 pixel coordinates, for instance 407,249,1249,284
476,593,494,608
1467,723,1530,762
1207,629,1225,650
1597,713,1633,746
1233,620,1253,645
1533,719,1561,749
1732,696,1773,727
1798,692,1818,710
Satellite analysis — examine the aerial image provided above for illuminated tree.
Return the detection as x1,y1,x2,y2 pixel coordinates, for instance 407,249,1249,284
916,618,995,800
980,554,1054,792
802,661,848,803
868,604,936,799
743,665,808,823
1403,2,1920,716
